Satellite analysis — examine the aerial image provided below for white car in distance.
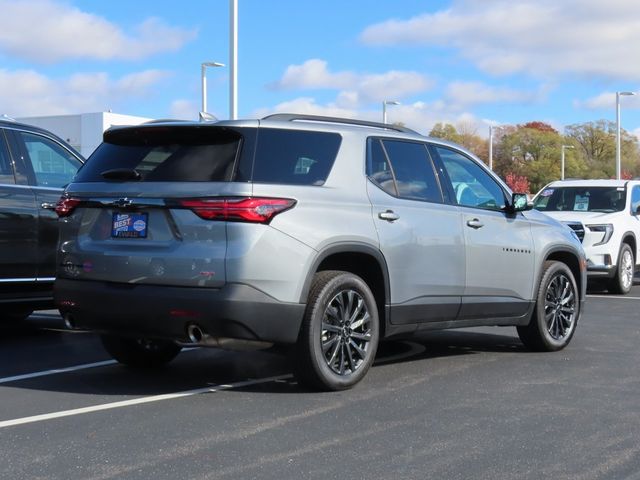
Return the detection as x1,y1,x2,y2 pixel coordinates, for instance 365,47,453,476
533,179,640,294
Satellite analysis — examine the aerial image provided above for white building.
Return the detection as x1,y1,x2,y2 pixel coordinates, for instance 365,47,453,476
17,112,152,158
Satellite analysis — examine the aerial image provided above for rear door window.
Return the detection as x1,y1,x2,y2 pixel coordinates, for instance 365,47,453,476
15,132,82,188
366,138,443,203
251,129,341,185
0,130,15,185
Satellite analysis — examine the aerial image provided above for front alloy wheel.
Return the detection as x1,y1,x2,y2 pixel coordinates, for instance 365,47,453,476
609,244,634,295
517,261,579,351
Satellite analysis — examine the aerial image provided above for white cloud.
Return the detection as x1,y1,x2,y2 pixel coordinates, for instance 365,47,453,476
271,59,434,105
576,90,640,110
251,96,484,137
169,100,199,120
0,0,197,62
0,68,169,116
445,81,544,108
360,0,640,81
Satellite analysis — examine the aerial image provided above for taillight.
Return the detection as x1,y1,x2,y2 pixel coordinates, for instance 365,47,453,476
179,197,296,223
55,197,81,217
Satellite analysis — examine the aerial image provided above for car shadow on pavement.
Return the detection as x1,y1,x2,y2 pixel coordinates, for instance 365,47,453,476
0,328,528,397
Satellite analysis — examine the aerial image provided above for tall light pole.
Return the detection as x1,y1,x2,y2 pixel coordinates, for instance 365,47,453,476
382,100,399,124
488,125,504,170
201,62,225,114
229,0,238,119
561,145,574,180
616,91,636,180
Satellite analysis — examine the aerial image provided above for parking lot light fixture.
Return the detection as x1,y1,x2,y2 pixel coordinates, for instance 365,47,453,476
201,62,225,114
561,145,575,180
382,100,400,124
616,91,636,180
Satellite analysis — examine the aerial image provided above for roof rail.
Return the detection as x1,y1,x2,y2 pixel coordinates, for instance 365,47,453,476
0,114,16,122
143,118,191,125
262,113,419,135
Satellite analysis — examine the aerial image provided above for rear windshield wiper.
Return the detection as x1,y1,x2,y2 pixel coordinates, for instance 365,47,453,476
100,168,141,181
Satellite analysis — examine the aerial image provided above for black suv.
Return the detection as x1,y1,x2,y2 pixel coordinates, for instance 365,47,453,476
0,118,84,321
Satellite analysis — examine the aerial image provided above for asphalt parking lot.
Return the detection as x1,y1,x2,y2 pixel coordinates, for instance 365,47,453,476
2,287,640,480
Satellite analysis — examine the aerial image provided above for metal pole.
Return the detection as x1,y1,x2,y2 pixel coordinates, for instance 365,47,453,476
561,146,566,181
382,101,387,124
488,125,494,170
616,91,621,180
230,0,238,120
201,64,207,113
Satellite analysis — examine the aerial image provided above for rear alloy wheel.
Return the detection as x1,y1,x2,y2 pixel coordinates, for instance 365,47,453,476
609,244,634,295
100,335,182,368
295,271,379,391
517,261,579,352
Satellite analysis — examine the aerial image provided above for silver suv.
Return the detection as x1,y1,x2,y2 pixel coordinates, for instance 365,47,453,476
55,114,586,390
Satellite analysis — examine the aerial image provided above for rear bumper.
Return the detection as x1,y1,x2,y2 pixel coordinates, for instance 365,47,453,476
54,279,305,344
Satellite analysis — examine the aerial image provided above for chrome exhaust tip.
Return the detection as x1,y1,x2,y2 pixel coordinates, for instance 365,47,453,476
187,324,204,344
63,313,75,330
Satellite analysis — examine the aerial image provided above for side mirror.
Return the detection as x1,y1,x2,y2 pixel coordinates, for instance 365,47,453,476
505,193,532,213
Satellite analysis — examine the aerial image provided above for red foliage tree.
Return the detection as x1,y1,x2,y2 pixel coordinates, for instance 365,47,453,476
519,121,558,134
505,172,531,194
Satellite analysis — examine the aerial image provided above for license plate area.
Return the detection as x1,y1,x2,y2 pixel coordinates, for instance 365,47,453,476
111,212,148,238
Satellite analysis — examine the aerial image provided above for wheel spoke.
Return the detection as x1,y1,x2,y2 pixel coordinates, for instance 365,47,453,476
327,339,341,365
348,298,365,325
349,339,367,359
322,335,339,353
322,322,342,334
345,343,356,372
350,331,371,342
350,311,369,331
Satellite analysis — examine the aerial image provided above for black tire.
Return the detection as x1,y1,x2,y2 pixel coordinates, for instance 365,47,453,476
517,261,579,352
100,335,182,368
294,271,380,391
608,243,634,295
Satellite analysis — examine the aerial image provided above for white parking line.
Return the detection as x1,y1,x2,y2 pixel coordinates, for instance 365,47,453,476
587,294,640,300
0,374,291,429
0,360,117,385
0,348,199,386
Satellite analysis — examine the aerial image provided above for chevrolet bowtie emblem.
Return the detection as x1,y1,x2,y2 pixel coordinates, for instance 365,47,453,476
113,198,133,207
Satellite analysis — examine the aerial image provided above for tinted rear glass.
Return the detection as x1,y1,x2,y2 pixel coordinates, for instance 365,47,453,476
75,126,246,182
251,128,341,185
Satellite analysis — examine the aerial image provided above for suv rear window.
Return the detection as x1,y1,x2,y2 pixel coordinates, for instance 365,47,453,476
75,126,340,185
76,126,248,182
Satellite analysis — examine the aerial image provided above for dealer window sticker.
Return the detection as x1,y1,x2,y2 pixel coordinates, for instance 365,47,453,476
574,194,589,211
540,189,554,197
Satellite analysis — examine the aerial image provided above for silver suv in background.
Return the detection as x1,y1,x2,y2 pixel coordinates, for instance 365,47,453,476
533,179,640,294
55,114,586,390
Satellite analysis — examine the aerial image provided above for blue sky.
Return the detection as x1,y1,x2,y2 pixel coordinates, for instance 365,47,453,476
1,0,640,139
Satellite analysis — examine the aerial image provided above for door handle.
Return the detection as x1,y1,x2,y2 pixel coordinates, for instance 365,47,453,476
466,218,484,229
41,202,57,210
378,210,400,222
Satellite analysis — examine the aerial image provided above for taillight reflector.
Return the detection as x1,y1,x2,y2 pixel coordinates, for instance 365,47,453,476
55,197,81,217
179,197,296,223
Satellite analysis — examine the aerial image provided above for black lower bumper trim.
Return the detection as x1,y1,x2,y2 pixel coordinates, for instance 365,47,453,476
55,279,305,344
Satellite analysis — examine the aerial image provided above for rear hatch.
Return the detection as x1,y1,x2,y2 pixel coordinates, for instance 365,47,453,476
56,124,259,288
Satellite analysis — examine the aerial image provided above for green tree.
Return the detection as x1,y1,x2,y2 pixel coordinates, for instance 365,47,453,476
429,123,460,143
565,120,639,178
